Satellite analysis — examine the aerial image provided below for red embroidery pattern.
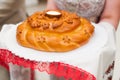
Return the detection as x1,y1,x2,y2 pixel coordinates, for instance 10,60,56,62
0,49,96,80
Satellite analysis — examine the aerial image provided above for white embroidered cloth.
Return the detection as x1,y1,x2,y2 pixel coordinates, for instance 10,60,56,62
0,22,116,80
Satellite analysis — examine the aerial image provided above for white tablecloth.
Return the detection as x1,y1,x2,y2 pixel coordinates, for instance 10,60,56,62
0,22,116,80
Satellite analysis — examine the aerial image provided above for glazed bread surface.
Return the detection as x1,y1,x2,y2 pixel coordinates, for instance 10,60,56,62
16,10,94,52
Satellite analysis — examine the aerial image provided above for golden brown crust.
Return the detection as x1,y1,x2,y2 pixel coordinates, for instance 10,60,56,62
16,10,94,52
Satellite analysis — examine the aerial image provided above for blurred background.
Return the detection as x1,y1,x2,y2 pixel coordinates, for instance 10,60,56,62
25,0,46,15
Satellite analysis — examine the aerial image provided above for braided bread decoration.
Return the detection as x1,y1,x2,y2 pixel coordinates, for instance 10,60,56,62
16,10,94,52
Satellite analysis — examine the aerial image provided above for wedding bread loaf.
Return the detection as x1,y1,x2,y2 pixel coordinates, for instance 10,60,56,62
16,10,94,52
